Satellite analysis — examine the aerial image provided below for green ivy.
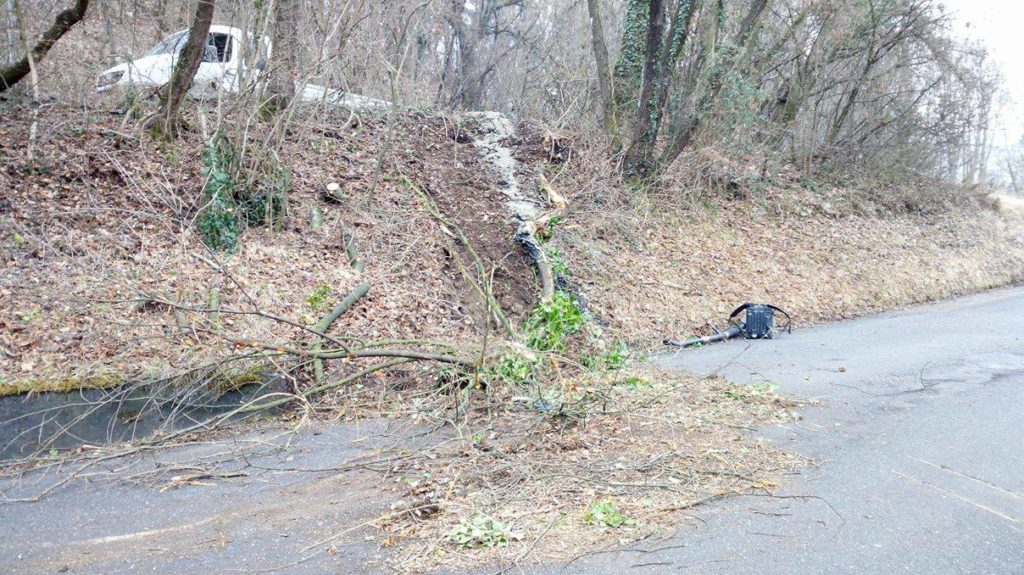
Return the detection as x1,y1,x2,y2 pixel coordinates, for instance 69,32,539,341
196,132,289,251
523,291,586,352
197,135,240,251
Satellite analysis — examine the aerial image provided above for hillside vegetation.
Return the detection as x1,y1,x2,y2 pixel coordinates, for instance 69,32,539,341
2,104,1021,393
2,1,1022,568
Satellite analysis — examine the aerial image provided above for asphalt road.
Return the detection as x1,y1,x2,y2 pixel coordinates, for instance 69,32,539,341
0,419,412,574
527,286,1024,574
3,287,1024,574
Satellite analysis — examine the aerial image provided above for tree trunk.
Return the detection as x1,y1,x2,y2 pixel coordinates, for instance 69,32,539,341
5,0,19,65
99,0,115,65
622,0,665,178
266,0,299,113
442,0,467,107
0,0,89,93
586,0,615,133
659,0,767,168
644,0,698,156
613,0,649,114
455,0,483,108
149,0,214,138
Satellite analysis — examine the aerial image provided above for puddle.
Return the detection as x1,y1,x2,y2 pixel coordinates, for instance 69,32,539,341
0,380,278,461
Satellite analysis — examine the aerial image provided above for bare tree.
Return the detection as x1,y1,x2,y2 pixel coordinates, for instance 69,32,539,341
0,0,998,187
148,0,214,137
586,0,615,134
0,0,89,93
265,0,299,113
1004,138,1024,194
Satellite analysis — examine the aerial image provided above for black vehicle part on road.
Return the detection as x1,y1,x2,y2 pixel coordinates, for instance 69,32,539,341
729,303,792,339
664,302,792,349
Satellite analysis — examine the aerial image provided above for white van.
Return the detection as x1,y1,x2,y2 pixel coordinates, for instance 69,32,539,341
96,25,261,98
96,25,387,108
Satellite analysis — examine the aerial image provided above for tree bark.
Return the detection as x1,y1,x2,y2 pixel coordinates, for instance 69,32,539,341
613,0,649,113
5,0,20,65
586,0,615,133
149,0,214,137
644,0,698,158
622,0,665,178
266,0,299,112
0,0,89,93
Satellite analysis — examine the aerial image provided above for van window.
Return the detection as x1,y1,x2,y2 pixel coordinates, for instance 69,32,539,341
147,31,231,63
208,33,233,63
146,31,188,56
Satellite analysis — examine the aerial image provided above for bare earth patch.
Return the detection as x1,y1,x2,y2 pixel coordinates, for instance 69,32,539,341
0,105,531,389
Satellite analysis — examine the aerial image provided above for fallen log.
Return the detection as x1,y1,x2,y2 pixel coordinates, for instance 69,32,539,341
515,172,568,304
310,223,369,382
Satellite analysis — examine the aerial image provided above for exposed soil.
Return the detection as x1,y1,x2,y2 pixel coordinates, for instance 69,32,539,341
0,103,539,389
4,101,1024,389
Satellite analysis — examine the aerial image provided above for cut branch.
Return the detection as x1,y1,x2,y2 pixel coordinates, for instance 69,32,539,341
311,282,370,382
311,224,369,383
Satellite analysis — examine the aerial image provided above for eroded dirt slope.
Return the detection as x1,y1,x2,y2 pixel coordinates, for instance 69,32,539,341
0,105,537,387
2,103,1023,386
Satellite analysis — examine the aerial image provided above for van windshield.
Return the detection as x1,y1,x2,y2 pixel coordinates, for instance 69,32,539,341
144,31,224,62
145,31,188,56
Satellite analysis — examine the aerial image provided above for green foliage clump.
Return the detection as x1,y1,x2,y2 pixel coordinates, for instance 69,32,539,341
545,247,571,277
488,354,534,385
623,375,650,390
477,291,585,388
197,133,289,252
197,135,240,251
582,340,633,371
306,285,332,311
448,514,518,548
584,500,635,528
523,291,586,352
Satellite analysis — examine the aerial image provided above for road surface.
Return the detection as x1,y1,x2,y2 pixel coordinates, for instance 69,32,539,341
528,286,1024,574
3,287,1023,574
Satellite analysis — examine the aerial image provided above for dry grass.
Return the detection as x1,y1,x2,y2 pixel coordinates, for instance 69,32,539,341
4,103,1023,392
538,143,1024,349
343,367,807,573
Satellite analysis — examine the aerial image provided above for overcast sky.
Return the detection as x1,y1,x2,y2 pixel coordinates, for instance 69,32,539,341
941,0,1024,146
